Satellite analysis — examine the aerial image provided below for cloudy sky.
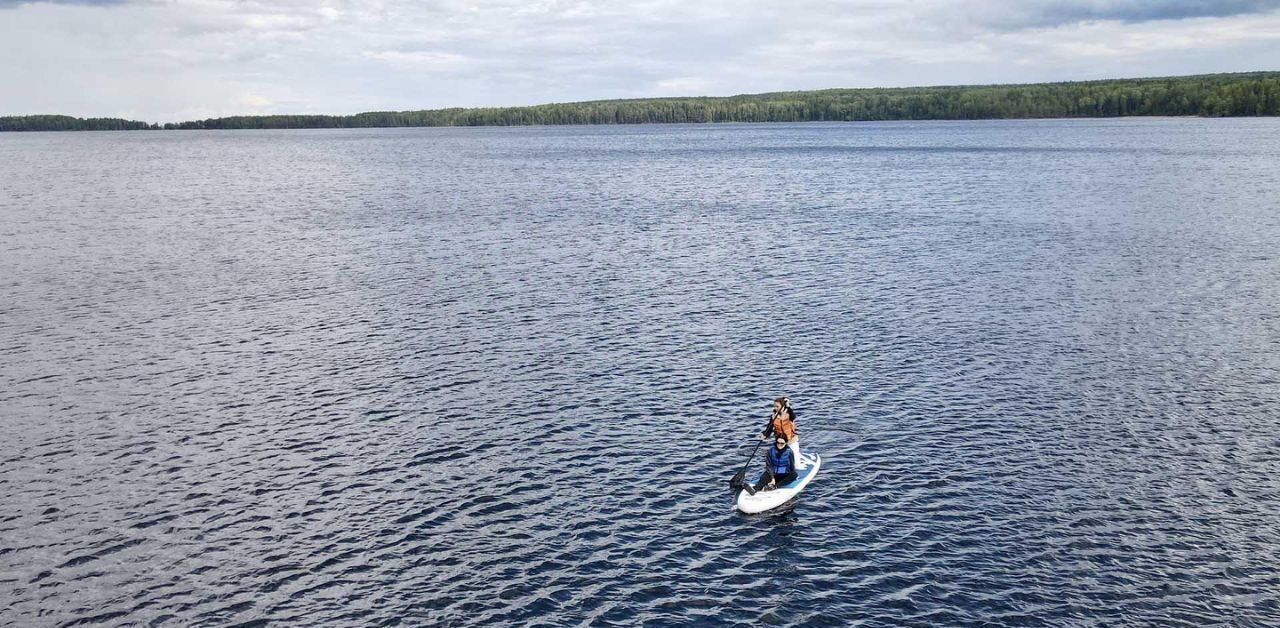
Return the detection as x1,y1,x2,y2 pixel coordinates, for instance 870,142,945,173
1,0,1278,121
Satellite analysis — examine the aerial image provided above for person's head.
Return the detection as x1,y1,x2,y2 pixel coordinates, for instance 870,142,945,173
774,396,792,419
775,436,787,450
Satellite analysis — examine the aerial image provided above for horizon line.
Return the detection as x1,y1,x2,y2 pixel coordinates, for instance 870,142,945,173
3,70,1277,125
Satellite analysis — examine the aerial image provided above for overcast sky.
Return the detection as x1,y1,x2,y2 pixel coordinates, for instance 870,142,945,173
1,0,1278,121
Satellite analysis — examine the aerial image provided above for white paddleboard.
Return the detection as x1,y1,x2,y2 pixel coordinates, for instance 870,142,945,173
736,452,821,514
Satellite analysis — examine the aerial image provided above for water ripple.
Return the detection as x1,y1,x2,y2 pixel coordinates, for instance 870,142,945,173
2,120,1280,626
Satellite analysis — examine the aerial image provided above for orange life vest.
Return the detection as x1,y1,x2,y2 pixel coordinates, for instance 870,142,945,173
771,414,796,440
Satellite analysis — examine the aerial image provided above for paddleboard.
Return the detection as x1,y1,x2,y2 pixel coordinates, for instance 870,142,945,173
735,452,821,514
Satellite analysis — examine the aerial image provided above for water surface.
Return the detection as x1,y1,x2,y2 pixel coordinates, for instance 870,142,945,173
2,119,1280,626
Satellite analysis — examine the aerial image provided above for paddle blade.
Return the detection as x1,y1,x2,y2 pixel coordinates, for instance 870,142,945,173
728,471,746,491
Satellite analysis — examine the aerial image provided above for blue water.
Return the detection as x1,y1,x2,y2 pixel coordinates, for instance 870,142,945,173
2,119,1280,626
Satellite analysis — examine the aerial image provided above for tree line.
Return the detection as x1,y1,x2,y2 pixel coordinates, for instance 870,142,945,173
3,72,1278,132
0,114,158,132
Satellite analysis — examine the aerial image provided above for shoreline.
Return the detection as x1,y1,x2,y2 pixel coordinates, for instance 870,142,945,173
3,71,1277,132
0,115,1255,134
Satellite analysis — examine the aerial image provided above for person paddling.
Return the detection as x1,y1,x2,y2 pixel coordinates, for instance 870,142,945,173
760,396,806,469
744,435,796,495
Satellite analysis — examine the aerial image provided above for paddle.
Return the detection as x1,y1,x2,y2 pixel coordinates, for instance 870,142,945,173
728,437,764,491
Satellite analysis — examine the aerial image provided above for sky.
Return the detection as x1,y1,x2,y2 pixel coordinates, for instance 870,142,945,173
1,0,1278,122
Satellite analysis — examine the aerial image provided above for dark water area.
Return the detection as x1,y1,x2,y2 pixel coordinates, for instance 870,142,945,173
2,119,1280,626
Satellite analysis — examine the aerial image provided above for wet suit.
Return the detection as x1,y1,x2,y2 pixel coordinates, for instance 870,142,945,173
752,444,797,492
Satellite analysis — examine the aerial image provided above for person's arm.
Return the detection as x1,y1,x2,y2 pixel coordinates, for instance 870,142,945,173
760,415,775,440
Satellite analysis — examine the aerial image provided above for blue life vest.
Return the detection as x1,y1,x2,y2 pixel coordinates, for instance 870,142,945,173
767,446,794,476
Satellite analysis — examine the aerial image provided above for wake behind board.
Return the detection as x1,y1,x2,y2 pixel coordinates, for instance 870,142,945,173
736,452,821,514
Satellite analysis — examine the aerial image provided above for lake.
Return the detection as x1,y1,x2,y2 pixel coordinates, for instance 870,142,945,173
2,119,1279,626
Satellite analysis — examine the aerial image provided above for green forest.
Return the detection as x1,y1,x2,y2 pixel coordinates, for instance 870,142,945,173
0,115,158,132
3,72,1278,132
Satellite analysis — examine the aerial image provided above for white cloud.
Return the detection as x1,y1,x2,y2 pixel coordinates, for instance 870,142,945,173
1017,12,1280,58
0,0,1277,121
653,77,712,95
236,93,274,109
364,50,469,68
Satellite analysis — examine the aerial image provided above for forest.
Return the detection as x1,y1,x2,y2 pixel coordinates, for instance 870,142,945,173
3,72,1277,132
0,115,158,132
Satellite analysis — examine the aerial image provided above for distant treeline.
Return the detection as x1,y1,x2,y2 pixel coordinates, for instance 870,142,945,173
3,72,1278,132
0,115,159,132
